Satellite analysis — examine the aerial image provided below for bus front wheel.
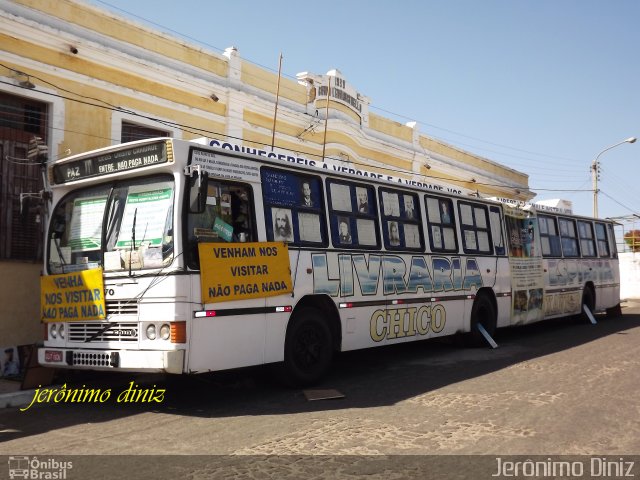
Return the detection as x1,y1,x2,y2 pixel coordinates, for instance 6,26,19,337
283,308,333,386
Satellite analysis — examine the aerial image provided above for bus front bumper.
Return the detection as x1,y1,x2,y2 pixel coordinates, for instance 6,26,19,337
38,347,184,374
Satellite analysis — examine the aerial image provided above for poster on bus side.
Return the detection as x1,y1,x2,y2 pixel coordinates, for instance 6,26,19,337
198,242,292,303
504,206,544,324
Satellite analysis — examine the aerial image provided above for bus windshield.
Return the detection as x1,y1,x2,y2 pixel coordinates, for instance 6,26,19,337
48,175,174,274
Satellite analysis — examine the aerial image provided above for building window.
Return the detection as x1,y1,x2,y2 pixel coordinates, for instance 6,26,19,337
0,92,47,260
121,121,170,143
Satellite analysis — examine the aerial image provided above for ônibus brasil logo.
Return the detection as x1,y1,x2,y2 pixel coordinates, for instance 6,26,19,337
8,456,73,479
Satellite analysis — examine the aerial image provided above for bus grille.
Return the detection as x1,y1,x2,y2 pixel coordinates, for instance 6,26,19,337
72,351,114,368
106,300,139,316
68,322,139,342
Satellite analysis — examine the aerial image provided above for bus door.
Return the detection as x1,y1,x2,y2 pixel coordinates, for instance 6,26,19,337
488,205,511,326
186,178,269,372
504,207,545,325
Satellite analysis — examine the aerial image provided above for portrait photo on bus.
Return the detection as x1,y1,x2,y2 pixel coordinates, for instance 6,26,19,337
272,207,294,242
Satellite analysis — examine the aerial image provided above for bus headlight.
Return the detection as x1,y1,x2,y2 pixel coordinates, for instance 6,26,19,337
146,324,157,340
59,324,65,339
159,324,171,340
50,324,58,339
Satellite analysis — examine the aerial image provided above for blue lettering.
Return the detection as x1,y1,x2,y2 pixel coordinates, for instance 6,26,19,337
353,254,382,295
312,254,339,296
339,254,354,297
462,258,483,290
406,256,434,293
451,257,463,290
383,256,407,295
432,257,454,292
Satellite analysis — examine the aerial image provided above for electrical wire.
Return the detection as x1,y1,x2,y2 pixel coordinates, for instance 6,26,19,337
600,191,638,215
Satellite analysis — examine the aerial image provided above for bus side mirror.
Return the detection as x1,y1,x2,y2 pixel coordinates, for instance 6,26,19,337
188,170,209,214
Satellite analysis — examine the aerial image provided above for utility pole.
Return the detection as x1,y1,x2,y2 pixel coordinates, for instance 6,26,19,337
270,53,283,151
321,76,331,162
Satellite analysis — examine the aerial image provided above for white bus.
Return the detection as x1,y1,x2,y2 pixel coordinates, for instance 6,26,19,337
37,138,621,385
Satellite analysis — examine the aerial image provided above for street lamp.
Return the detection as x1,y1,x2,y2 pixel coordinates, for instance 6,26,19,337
592,137,636,217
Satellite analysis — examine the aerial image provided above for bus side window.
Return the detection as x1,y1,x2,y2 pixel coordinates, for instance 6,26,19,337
489,206,505,255
558,218,579,257
425,196,458,252
539,215,562,257
458,201,493,254
186,181,256,268
595,222,610,257
608,224,618,258
261,168,328,247
578,220,596,257
326,180,379,248
379,188,423,251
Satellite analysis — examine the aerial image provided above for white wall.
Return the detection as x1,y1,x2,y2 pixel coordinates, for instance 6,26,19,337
620,252,640,300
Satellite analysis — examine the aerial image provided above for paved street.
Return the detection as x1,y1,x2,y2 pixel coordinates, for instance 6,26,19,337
1,301,639,477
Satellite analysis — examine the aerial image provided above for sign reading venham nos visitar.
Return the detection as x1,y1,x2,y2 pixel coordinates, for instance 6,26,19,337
198,242,293,303
41,268,106,322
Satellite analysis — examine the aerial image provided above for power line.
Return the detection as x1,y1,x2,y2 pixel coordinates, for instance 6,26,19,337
600,190,638,215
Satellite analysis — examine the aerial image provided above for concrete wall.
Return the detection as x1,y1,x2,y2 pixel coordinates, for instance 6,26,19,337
620,252,640,300
0,262,42,346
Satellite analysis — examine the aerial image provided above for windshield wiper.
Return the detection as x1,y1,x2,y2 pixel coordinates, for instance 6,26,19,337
87,323,113,342
129,208,137,277
53,237,68,273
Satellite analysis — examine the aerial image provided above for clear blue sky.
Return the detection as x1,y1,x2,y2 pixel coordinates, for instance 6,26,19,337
89,0,639,220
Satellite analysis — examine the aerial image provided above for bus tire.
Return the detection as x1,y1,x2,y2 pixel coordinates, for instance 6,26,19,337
581,286,595,321
467,294,497,347
283,308,333,386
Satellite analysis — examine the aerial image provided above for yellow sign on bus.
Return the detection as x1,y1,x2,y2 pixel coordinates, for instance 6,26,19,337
40,268,106,322
198,242,292,303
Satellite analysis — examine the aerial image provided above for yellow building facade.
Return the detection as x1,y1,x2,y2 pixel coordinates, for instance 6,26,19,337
0,0,532,347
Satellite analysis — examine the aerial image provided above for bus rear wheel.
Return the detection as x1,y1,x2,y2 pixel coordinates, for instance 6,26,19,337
283,308,333,386
581,286,595,321
467,294,497,347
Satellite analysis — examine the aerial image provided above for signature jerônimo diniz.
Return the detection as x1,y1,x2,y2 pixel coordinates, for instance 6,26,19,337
20,381,165,411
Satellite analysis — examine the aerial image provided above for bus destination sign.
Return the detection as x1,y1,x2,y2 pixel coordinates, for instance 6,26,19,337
53,142,169,184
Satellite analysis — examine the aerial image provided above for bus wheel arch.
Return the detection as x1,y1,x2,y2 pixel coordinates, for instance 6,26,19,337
283,296,340,386
467,288,497,347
